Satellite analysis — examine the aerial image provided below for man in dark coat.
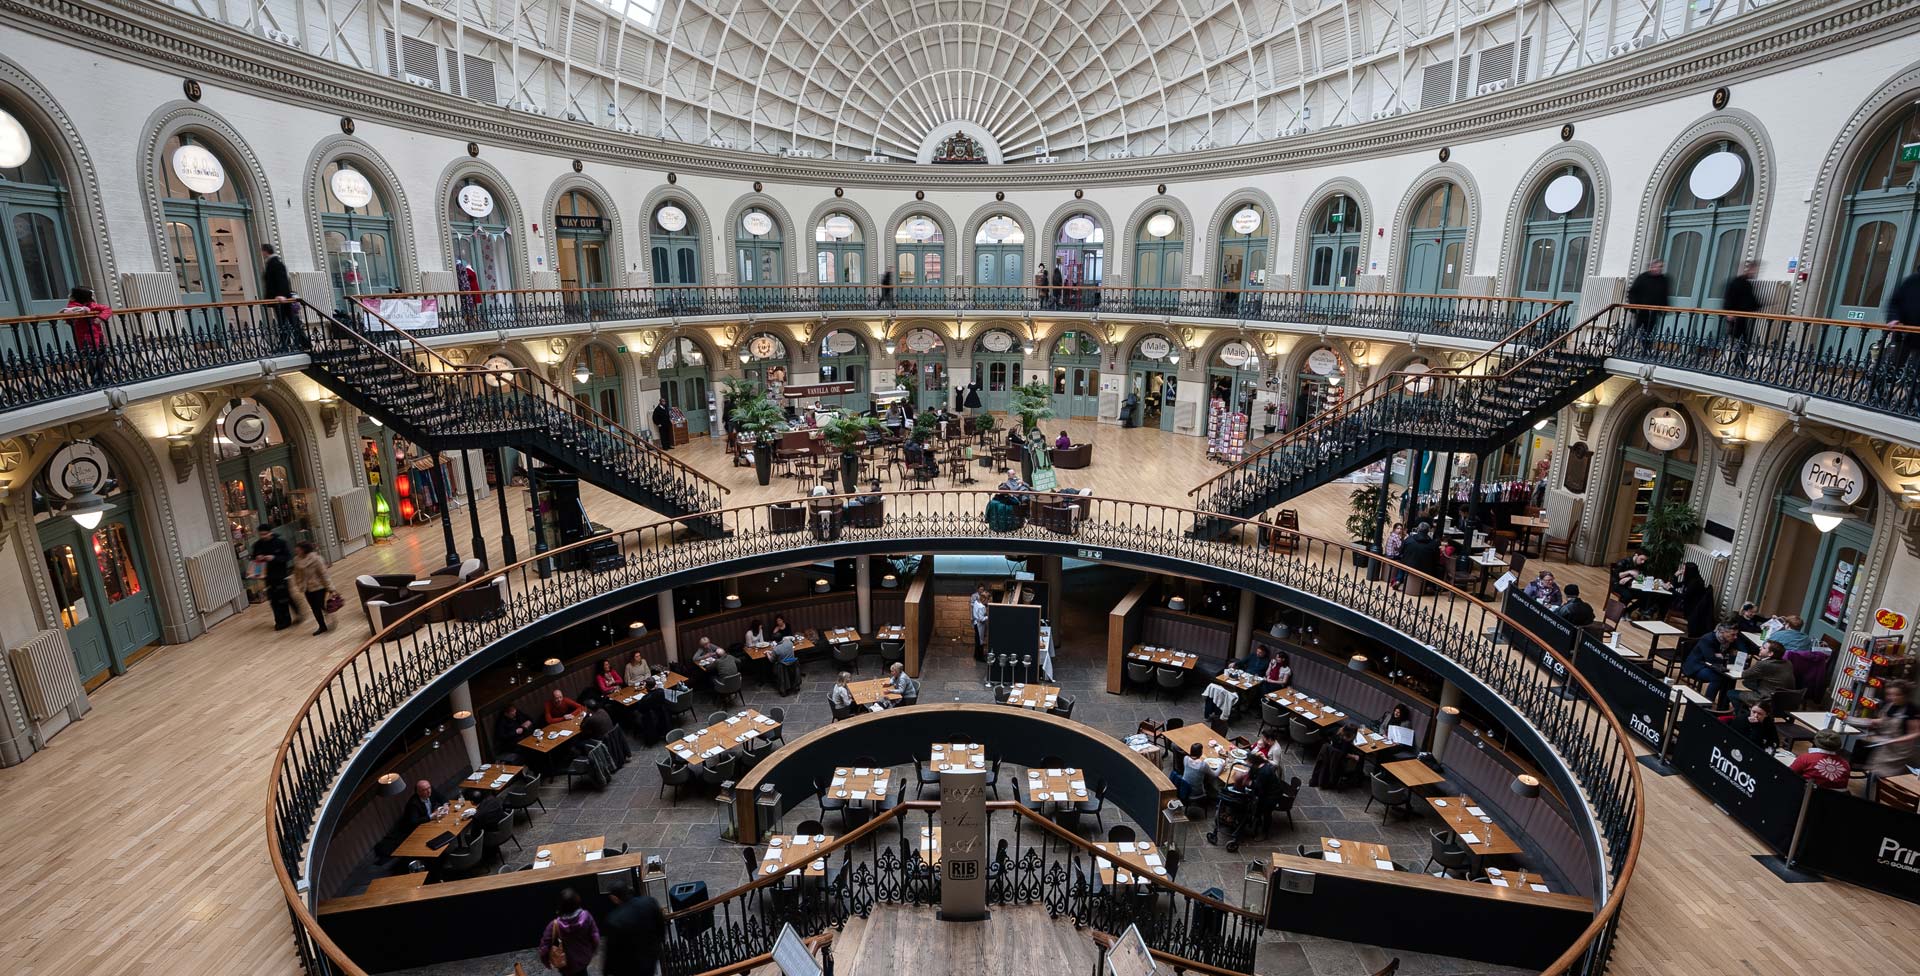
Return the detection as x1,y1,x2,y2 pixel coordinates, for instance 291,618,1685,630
1626,259,1670,350
1721,260,1761,369
1396,523,1440,579
1883,271,1920,410
259,243,302,347
652,399,674,449
249,524,296,630
602,880,667,976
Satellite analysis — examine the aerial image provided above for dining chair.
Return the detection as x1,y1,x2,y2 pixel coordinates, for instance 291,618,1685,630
1105,823,1136,845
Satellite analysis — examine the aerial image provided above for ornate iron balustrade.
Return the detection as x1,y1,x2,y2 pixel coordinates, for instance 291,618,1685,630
655,800,1266,976
266,490,1642,976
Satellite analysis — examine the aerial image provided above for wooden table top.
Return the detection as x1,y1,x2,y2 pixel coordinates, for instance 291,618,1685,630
1425,795,1524,856
533,836,607,868
1633,619,1684,636
363,872,428,895
1161,725,1249,782
1510,515,1552,529
1128,645,1198,670
392,799,478,859
761,834,835,878
607,675,686,703
1383,759,1446,789
1022,766,1088,803
916,826,942,867
1352,728,1398,755
1483,868,1553,894
1265,689,1350,728
929,743,986,772
321,853,655,913
846,677,901,707
745,637,816,660
876,625,905,642
1004,683,1062,708
1213,670,1263,692
667,709,780,766
824,627,861,644
826,766,894,803
1092,839,1166,886
1320,838,1395,869
518,717,584,754
460,764,525,792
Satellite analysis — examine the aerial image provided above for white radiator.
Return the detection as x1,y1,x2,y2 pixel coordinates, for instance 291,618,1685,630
331,486,371,544
186,541,245,614
9,628,84,722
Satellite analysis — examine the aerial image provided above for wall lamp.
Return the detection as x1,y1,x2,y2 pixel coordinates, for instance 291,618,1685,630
1717,431,1746,486
167,433,194,484
317,396,341,437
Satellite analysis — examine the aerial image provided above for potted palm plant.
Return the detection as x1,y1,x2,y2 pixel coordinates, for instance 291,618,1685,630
728,388,787,486
1007,381,1055,480
1346,484,1387,577
1639,500,1701,578
822,414,878,493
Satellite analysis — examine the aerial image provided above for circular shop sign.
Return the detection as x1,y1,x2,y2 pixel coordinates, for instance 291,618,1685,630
1145,212,1177,239
1218,341,1253,368
329,167,375,209
1800,451,1864,505
48,441,109,500
655,205,688,232
170,143,227,195
1641,406,1689,452
741,211,774,237
982,216,1016,242
825,331,858,355
980,330,1014,353
1062,216,1096,241
1542,174,1585,215
457,184,495,219
1230,208,1261,235
1687,150,1745,202
905,217,936,241
905,329,939,353
1139,336,1172,360
749,335,782,360
823,214,855,240
0,108,32,169
1306,347,1342,376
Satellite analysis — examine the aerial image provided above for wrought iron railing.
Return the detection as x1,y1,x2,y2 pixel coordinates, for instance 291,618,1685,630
265,491,1642,976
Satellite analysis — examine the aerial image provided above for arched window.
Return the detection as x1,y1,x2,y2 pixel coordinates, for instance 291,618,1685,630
740,332,791,393
212,398,309,574
649,200,702,286
1658,142,1752,309
1519,167,1593,301
161,133,256,304
1134,210,1185,302
1829,105,1920,321
570,344,624,423
554,189,611,290
893,214,946,302
1049,330,1101,418
892,327,947,411
1215,203,1268,297
818,329,869,410
814,213,866,296
1605,404,1698,558
973,214,1025,297
319,160,395,311
1307,195,1363,291
655,337,711,436
0,104,78,318
449,175,514,292
1051,213,1104,307
1757,449,1877,654
735,208,786,301
1402,183,1469,294
1126,333,1180,431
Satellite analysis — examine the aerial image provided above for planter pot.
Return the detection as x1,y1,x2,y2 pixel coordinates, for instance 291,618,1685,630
754,441,774,486
841,451,860,493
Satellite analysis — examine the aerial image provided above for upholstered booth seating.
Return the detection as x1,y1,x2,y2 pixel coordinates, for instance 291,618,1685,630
355,574,418,633
364,592,429,637
846,497,885,529
1053,443,1093,469
431,557,487,582
770,503,807,534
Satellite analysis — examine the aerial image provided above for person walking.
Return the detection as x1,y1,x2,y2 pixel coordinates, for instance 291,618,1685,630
249,525,297,631
259,243,302,349
1049,259,1064,308
600,880,666,976
538,888,600,976
1721,260,1761,371
290,541,336,636
971,584,990,661
652,399,674,449
878,268,894,307
1625,259,1670,353
1882,270,1920,412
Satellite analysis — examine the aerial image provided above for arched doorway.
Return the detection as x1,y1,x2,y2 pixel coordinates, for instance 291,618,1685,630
1754,448,1877,657
214,398,312,577
649,200,702,286
1215,203,1268,313
449,175,515,293
161,133,257,304
971,328,1024,413
1827,105,1920,322
554,189,611,290
1519,167,1593,302
1209,339,1262,423
735,208,785,305
0,103,78,319
1128,333,1180,431
1658,142,1752,309
1291,345,1347,431
893,214,945,305
1602,404,1698,559
1051,212,1104,308
320,160,397,312
740,332,791,397
33,441,160,683
818,329,869,412
571,344,624,423
1050,330,1101,419
973,214,1025,301
814,212,865,304
1402,183,1469,295
1306,195,1363,291
1133,209,1184,307
892,327,947,411
656,337,710,436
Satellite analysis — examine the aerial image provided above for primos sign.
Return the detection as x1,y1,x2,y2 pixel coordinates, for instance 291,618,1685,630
1573,632,1671,752
1672,706,1803,851
1796,787,1920,903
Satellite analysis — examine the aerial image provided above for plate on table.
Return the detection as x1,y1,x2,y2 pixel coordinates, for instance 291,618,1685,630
537,849,552,858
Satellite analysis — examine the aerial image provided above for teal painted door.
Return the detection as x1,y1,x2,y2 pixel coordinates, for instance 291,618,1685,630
1402,230,1466,294
973,355,1021,412
39,520,109,680
1661,218,1744,310
660,370,710,435
38,508,158,680
1134,241,1183,307
974,245,1023,303
896,244,945,305
1829,210,1917,324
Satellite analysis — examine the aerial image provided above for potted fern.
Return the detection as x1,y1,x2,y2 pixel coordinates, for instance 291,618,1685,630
822,414,878,493
1346,484,1387,576
728,388,786,486
1639,500,1701,578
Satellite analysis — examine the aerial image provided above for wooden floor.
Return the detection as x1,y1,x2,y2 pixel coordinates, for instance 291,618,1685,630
816,904,1102,976
0,417,1913,976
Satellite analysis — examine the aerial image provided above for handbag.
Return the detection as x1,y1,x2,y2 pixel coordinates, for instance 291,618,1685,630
543,920,567,970
324,590,345,613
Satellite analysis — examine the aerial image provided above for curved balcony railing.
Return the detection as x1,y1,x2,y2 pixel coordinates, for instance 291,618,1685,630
266,490,1643,976
0,287,1910,425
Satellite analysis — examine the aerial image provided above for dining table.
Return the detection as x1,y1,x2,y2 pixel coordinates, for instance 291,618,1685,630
1128,645,1199,670
1351,727,1399,755
1425,795,1524,856
532,835,608,868
1003,682,1062,709
1092,839,1168,885
846,677,901,707
1482,867,1554,894
876,625,906,643
1264,689,1350,728
459,763,525,792
1023,766,1088,804
1160,724,1249,783
1319,837,1395,870
760,834,836,879
929,743,986,774
1213,669,1263,693
391,799,478,859
606,674,687,705
1382,758,1446,789
666,709,781,766
824,627,861,646
826,766,894,804
745,637,816,660
1469,550,1510,598
517,717,585,754
1509,515,1552,557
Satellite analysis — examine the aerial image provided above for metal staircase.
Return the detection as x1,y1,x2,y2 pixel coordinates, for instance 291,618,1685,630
299,300,729,538
1189,301,1610,538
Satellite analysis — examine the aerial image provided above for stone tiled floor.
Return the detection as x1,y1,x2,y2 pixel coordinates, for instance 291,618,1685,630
382,573,1533,976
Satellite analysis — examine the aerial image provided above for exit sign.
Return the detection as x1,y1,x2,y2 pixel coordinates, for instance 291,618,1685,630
1902,143,1920,163
616,345,628,353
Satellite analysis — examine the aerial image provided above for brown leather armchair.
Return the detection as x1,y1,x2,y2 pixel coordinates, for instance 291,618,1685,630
1052,443,1093,469
355,573,417,633
846,497,885,528
770,503,807,534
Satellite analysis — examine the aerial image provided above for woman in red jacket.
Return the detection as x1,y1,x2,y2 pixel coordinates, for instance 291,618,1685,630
61,287,111,383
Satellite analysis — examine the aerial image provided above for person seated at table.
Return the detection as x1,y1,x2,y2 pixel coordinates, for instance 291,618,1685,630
545,688,587,724
903,438,927,469
847,479,882,508
994,468,1030,503
1556,584,1595,627
887,663,918,702
692,636,723,665
1610,550,1651,610
1522,570,1563,607
1719,699,1779,749
1683,624,1739,707
1734,639,1796,706
743,619,766,647
1309,726,1360,789
632,677,671,745
828,672,856,711
1377,704,1413,735
709,646,741,682
1264,652,1293,692
1730,602,1766,634
594,658,624,697
1054,429,1072,450
769,615,794,643
580,706,616,743
809,478,834,498
1769,613,1813,653
402,779,449,828
496,705,536,754
1233,643,1270,675
1176,743,1210,803
1791,730,1853,789
1252,729,1282,760
623,650,652,689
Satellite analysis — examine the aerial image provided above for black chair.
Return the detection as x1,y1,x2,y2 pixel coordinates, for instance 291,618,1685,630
815,780,848,827
1365,773,1412,821
1125,660,1155,691
480,812,520,857
565,753,601,793
832,641,861,672
1298,845,1326,860
764,706,787,742
796,819,826,837
1260,699,1290,736
1287,717,1327,756
741,846,762,883
1154,666,1187,699
656,758,692,802
1423,829,1473,879
1076,780,1108,834
1050,695,1075,719
706,710,730,725
503,773,545,824
1106,823,1136,845
915,757,941,797
983,757,1002,798
879,640,906,665
829,699,859,721
698,754,735,792
711,672,745,708
438,840,486,879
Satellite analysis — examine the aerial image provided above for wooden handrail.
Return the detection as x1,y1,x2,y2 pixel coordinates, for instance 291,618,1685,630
998,802,1263,920
372,282,1567,304
0,295,304,328
686,932,834,976
1086,929,1259,976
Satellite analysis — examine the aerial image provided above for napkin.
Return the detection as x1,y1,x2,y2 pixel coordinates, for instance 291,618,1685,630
584,851,603,861
533,860,552,870
1374,859,1394,871
1143,854,1163,866
1530,884,1550,892
1323,852,1343,863
1491,878,1510,887
726,717,741,725
1117,842,1136,853
855,767,870,775
1460,832,1482,845
831,778,846,787
1070,780,1086,790
1048,768,1062,776
851,790,867,800
1466,806,1486,816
